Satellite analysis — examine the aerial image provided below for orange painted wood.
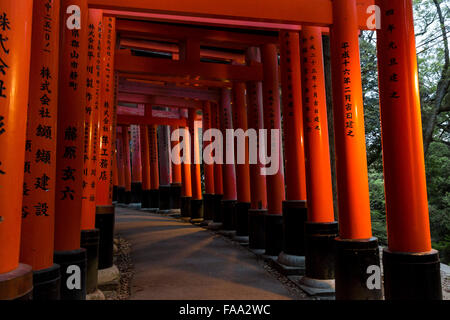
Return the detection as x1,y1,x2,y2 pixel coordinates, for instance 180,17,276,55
211,103,223,196
246,48,268,210
232,82,251,203
261,44,285,215
122,126,132,192
330,0,372,240
20,0,58,271
300,27,335,223
189,110,202,200
140,125,151,190
115,52,263,82
202,102,215,195
54,0,89,251
148,124,160,190
116,128,125,188
81,9,102,230
88,0,375,29
376,0,432,253
95,16,116,206
170,126,182,184
130,125,142,183
279,31,307,202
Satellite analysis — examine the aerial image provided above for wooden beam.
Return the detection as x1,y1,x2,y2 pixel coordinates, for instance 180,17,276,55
119,79,221,101
88,0,375,29
116,19,278,46
118,93,203,108
119,73,231,89
117,114,187,127
115,51,263,81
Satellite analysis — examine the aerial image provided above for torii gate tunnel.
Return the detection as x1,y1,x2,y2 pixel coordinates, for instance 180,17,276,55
0,0,443,301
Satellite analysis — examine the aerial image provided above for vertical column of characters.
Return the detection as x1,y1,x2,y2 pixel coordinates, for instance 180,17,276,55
80,9,102,231
95,16,116,207
278,30,309,267
246,48,269,252
220,88,237,231
261,44,285,257
299,27,338,287
330,0,382,300
376,0,442,300
53,0,89,300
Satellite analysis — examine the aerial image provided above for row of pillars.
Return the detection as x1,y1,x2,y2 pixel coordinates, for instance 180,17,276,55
0,1,117,300
0,0,443,300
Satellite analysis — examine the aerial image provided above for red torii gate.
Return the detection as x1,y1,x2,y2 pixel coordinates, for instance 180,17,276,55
0,0,442,301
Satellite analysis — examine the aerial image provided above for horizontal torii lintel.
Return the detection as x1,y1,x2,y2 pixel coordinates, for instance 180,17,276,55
118,93,203,109
115,52,263,82
117,114,187,127
88,0,375,30
119,80,221,102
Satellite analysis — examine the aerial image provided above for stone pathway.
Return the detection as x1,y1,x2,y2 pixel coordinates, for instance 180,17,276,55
113,206,308,300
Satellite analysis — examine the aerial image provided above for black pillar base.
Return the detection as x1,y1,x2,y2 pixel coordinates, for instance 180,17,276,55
141,189,151,209
169,183,182,210
54,248,87,300
248,209,267,250
159,185,171,211
305,221,339,280
335,237,382,300
181,196,192,218
282,200,307,256
0,263,33,300
212,194,223,223
113,186,118,202
383,248,442,300
80,229,100,294
131,182,142,203
235,202,251,237
190,199,204,221
221,200,236,231
202,194,215,221
117,187,126,203
95,205,115,270
124,190,132,204
149,189,160,209
32,264,61,300
264,213,283,257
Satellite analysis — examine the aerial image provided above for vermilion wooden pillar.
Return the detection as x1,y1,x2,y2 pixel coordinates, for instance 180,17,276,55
5,0,45,301
158,125,172,212
278,31,309,269
261,44,285,256
180,117,193,218
80,8,102,294
188,109,204,221
148,124,160,209
54,0,88,300
201,102,215,223
299,27,338,289
122,125,132,204
116,126,126,203
95,16,116,271
330,0,381,300
220,88,238,233
169,126,182,212
209,103,223,227
376,0,442,300
140,125,152,209
130,125,142,203
246,47,268,252
112,146,118,201
231,82,251,242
